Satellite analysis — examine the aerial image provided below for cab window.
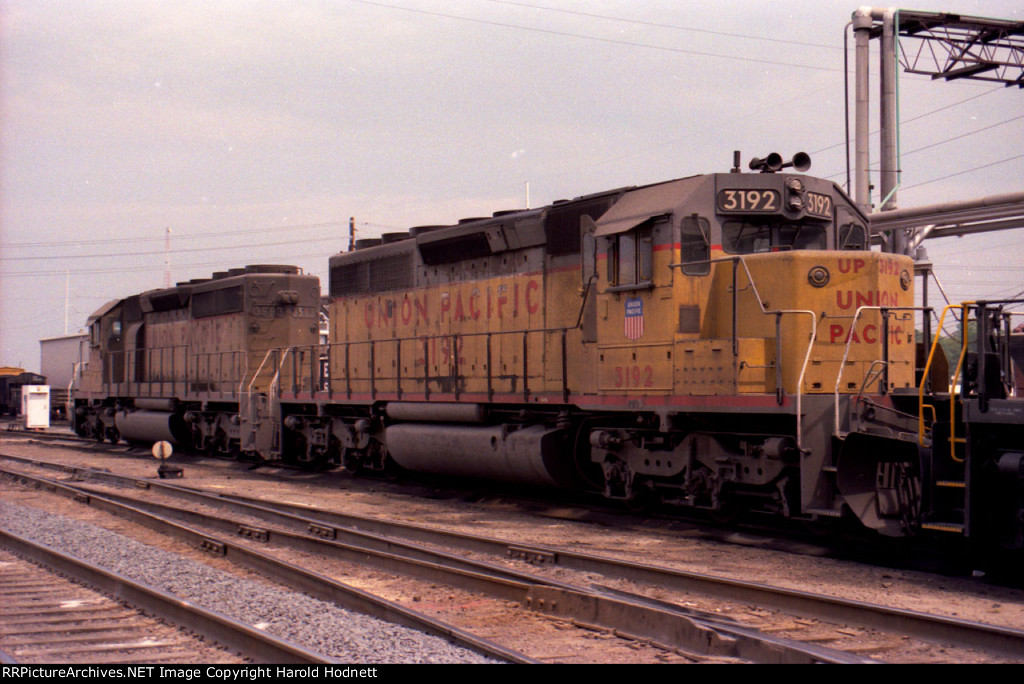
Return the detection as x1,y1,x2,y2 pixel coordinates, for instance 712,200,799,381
839,222,867,250
607,224,654,287
680,216,710,275
723,220,826,253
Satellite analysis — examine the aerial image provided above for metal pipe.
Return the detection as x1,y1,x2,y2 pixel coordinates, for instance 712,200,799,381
880,9,900,221
853,6,874,212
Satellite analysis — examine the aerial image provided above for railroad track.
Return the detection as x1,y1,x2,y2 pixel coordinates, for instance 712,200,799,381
2,452,1020,663
0,533,329,664
0,547,232,664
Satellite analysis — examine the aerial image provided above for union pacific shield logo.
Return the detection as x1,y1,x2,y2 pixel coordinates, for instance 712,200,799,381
624,297,644,340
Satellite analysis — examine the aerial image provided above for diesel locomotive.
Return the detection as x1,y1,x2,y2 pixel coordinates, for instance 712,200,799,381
74,154,1024,555
74,265,321,455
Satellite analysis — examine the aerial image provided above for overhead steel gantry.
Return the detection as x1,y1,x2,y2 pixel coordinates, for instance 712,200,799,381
893,10,1024,87
850,8,1024,253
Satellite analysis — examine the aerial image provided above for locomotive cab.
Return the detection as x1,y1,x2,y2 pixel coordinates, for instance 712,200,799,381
586,158,917,528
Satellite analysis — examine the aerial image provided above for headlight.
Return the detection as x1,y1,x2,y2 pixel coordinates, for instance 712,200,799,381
807,265,830,288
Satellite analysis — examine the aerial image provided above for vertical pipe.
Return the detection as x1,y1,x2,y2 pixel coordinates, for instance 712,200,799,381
880,9,901,234
853,7,873,213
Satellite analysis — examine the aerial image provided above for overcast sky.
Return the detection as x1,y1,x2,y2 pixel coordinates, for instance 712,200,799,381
2,0,1022,370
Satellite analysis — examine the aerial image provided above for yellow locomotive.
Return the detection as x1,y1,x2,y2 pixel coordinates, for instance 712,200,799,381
73,154,1024,553
277,153,931,538
74,265,321,455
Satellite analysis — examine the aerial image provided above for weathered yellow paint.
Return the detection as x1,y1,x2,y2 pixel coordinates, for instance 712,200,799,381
328,264,598,398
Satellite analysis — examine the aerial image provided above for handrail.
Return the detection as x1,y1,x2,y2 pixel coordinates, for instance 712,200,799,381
273,347,295,392
99,346,245,399
917,303,973,463
268,348,295,442
833,305,925,437
245,348,277,396
293,325,576,404
677,255,817,449
946,304,972,464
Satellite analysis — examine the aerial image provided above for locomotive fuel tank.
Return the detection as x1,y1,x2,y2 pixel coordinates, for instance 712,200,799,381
385,422,577,488
113,408,191,444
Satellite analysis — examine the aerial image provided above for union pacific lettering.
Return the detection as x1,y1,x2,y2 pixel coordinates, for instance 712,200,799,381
836,255,903,275
826,254,909,345
362,278,542,330
828,323,907,345
835,289,901,310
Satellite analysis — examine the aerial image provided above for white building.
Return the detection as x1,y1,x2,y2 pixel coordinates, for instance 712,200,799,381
39,333,88,392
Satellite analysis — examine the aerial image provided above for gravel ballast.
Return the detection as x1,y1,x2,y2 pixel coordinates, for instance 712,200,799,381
0,500,498,664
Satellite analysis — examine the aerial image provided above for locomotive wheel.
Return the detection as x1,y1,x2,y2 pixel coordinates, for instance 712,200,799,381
213,428,231,457
836,431,921,537
342,448,363,474
305,450,333,471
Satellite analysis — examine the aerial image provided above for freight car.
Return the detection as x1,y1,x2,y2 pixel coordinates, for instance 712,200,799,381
0,370,46,416
73,265,321,455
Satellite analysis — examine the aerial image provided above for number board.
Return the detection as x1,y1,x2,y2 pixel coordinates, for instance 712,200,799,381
805,192,833,219
716,189,781,213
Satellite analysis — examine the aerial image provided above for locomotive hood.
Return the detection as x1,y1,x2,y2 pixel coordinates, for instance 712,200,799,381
594,176,707,237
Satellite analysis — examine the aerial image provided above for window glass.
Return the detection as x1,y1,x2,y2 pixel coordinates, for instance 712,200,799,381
723,221,771,253
839,222,867,250
723,220,827,253
638,229,653,282
680,216,710,275
618,232,636,284
607,238,618,283
778,224,827,250
606,221,658,287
